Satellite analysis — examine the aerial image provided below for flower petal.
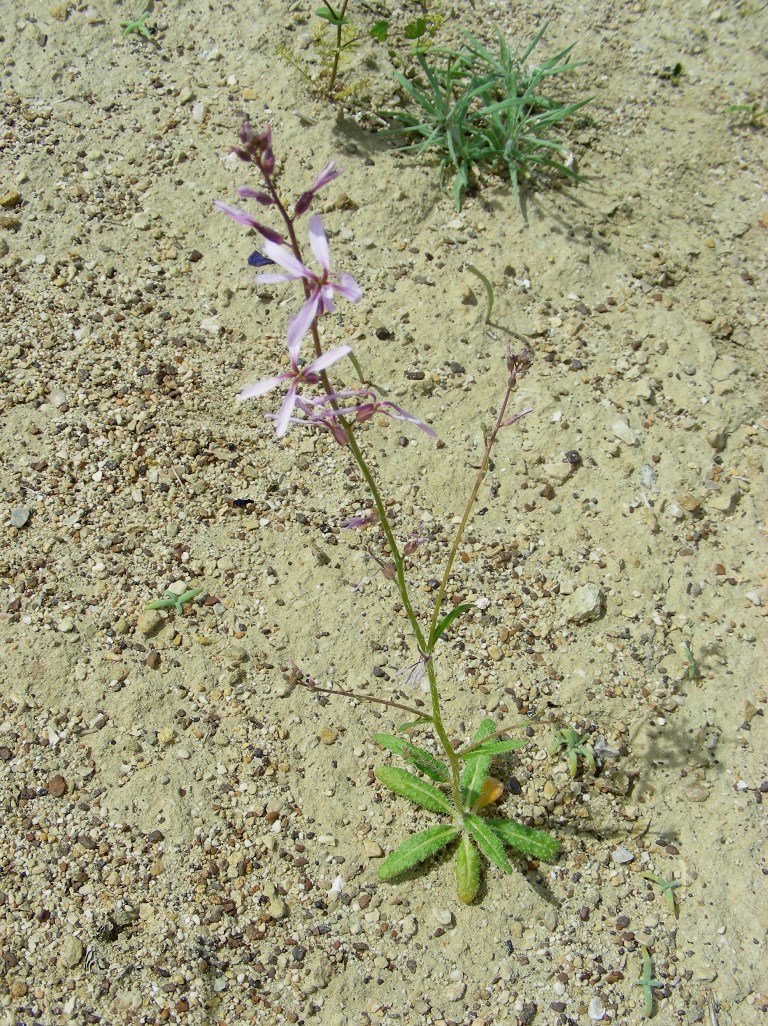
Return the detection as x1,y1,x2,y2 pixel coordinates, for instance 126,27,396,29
236,186,274,206
312,161,343,192
308,215,331,275
275,383,298,438
337,273,362,303
381,401,438,437
307,344,352,375
286,293,321,357
214,201,262,229
239,374,286,402
318,283,337,316
262,239,312,279
253,271,297,285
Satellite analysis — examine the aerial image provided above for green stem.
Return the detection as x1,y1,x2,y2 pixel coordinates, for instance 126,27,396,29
326,0,350,95
271,183,426,655
425,660,463,812
262,168,529,825
427,369,524,649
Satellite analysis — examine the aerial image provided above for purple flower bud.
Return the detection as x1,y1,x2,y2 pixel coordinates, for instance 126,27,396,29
234,122,275,174
237,186,274,206
294,191,314,217
294,162,343,217
254,222,286,245
213,201,285,245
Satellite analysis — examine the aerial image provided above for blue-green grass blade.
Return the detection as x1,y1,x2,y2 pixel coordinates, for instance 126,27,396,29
375,766,453,815
464,813,513,874
377,824,459,880
486,818,562,862
519,22,549,65
373,733,450,782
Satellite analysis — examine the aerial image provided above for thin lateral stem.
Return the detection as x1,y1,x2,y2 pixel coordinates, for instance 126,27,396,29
427,368,526,649
294,677,426,719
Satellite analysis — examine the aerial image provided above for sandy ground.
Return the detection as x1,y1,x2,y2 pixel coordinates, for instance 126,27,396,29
1,1,766,1024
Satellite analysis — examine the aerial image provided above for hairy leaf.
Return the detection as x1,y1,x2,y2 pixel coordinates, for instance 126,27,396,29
456,833,480,903
459,738,527,760
373,733,450,783
464,813,513,874
375,766,453,815
459,718,496,807
486,818,562,862
378,825,459,880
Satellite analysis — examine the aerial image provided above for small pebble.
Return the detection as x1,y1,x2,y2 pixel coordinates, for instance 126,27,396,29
541,461,574,486
58,935,84,969
137,609,164,636
612,846,634,865
432,908,453,927
10,507,31,528
46,774,67,797
683,782,710,802
588,996,606,1020
561,583,604,624
612,418,637,445
445,981,466,1002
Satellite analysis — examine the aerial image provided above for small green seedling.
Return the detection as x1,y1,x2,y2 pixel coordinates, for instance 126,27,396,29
374,716,561,902
683,641,699,683
724,102,766,128
548,725,596,778
642,871,682,917
277,1,363,100
120,5,154,41
314,1,352,95
146,587,203,616
637,947,662,1018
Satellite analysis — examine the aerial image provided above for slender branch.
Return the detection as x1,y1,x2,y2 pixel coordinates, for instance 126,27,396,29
294,676,427,720
427,355,531,649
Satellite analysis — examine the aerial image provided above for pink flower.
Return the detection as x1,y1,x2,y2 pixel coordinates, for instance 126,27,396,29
304,390,437,438
239,332,351,439
254,215,361,352
340,510,379,529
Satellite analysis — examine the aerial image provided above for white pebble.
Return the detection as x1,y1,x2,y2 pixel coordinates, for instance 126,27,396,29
612,418,637,445
589,995,606,1020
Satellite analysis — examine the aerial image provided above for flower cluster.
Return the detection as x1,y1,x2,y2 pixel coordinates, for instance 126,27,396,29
216,122,434,442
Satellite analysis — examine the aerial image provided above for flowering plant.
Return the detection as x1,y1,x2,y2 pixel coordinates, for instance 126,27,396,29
216,122,560,901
